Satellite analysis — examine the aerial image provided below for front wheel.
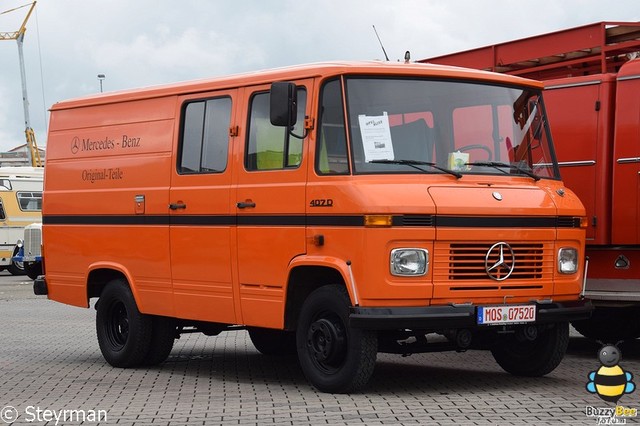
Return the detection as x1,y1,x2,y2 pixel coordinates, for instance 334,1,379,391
7,261,25,276
491,322,569,377
296,285,377,393
96,279,152,367
8,246,25,276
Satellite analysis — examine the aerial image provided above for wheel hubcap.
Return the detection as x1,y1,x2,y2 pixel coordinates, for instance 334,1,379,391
106,301,129,349
307,317,346,367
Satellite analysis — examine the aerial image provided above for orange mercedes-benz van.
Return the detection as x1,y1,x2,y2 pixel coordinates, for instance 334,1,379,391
36,61,591,393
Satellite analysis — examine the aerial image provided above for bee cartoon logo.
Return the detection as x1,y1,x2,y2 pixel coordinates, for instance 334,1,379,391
586,343,635,403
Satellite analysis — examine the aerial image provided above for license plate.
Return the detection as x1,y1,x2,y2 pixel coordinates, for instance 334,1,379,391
477,305,536,325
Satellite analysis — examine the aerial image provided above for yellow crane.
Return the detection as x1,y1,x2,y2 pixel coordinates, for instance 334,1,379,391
0,1,43,167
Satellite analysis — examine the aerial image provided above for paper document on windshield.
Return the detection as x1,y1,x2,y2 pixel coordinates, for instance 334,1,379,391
359,112,394,162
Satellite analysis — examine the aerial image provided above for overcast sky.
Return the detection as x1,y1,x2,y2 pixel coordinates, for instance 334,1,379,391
0,0,637,152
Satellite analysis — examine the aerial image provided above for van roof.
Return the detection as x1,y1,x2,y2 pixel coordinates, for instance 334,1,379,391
51,61,543,110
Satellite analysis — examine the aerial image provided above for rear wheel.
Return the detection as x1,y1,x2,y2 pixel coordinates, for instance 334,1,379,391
141,316,176,366
296,285,377,393
491,322,569,376
248,327,296,356
96,279,152,367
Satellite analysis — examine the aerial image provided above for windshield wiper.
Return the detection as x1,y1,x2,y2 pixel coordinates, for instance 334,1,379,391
369,159,462,179
466,161,540,181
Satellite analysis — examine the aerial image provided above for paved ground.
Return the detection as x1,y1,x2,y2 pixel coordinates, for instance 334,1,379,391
1,272,639,425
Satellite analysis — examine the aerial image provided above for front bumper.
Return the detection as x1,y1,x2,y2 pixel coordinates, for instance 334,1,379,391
349,300,593,330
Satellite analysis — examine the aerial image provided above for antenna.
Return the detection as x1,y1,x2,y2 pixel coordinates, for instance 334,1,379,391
372,25,389,61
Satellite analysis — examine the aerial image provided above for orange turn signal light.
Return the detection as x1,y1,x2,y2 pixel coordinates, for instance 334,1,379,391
364,215,393,227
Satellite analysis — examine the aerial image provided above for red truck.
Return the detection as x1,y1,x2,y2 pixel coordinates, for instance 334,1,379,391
421,22,640,341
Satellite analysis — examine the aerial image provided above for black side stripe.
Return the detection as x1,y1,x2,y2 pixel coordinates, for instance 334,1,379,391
43,215,169,225
42,214,581,228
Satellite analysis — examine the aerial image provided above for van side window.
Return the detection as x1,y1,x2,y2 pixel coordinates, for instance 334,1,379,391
0,198,5,220
246,89,307,171
316,79,349,174
179,97,232,174
17,191,43,211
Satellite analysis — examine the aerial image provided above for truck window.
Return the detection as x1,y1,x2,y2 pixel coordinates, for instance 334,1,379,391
246,89,306,171
17,191,42,211
345,77,559,179
179,96,232,174
452,104,513,162
317,79,349,175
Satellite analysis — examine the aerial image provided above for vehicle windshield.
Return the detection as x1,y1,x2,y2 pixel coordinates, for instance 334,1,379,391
341,77,559,179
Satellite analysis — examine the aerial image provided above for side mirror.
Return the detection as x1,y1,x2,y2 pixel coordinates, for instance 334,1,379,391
270,82,297,127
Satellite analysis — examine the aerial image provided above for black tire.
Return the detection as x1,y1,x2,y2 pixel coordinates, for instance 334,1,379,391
96,279,152,367
248,327,297,356
296,285,377,393
141,316,176,366
572,306,640,341
491,322,569,377
24,261,42,280
7,261,25,276
8,246,25,276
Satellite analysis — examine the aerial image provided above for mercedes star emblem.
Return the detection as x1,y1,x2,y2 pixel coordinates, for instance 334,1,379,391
485,242,515,281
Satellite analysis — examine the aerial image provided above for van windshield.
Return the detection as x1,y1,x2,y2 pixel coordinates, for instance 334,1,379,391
343,77,560,179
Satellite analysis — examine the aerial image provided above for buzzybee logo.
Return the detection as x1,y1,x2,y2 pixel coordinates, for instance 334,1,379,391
586,343,635,403
584,342,637,424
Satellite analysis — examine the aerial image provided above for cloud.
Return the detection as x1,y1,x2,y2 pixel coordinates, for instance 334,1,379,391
76,27,268,88
0,86,22,148
0,0,638,153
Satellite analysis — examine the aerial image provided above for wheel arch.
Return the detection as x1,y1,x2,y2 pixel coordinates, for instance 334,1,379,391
284,257,352,331
87,263,139,307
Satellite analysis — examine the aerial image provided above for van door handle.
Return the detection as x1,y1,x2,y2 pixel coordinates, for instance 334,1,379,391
169,203,187,210
236,201,256,209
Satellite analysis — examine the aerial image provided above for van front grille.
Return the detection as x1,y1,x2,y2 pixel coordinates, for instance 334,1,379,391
434,242,552,281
